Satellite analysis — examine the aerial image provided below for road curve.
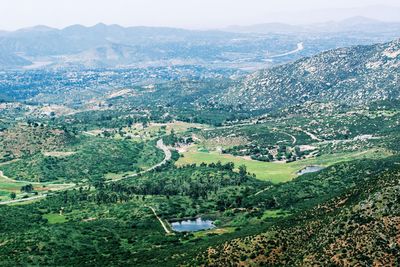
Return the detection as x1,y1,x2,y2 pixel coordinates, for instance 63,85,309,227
269,42,304,58
0,139,171,205
109,139,171,182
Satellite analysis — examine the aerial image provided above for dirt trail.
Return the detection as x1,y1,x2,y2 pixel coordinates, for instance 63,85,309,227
303,130,323,142
148,206,171,234
293,127,323,142
254,186,272,196
0,170,16,182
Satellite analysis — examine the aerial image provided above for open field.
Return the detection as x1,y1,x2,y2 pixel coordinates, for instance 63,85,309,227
0,172,73,201
192,227,236,239
43,151,76,157
43,213,68,224
176,146,392,183
0,173,35,200
262,209,290,219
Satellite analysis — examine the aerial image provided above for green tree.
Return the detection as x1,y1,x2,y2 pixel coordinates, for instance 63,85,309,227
9,192,16,200
239,165,247,177
20,184,33,193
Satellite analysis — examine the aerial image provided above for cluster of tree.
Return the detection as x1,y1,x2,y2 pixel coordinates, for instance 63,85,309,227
47,163,266,213
1,137,163,182
20,184,34,193
115,163,256,200
162,130,193,146
223,144,307,162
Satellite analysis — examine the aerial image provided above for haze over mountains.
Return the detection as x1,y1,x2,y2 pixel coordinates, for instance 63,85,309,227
0,16,399,70
1,2,400,265
225,16,400,34
259,5,400,25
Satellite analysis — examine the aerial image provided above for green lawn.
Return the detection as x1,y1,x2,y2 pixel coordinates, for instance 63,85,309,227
0,175,27,200
43,213,68,224
262,209,290,219
0,174,73,201
176,147,391,183
192,227,236,239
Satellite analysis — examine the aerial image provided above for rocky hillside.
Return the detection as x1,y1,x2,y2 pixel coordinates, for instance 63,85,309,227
0,124,75,161
196,157,400,266
218,39,400,111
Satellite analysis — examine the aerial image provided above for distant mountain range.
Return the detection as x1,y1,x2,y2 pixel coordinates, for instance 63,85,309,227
0,17,399,70
217,38,400,111
225,16,400,34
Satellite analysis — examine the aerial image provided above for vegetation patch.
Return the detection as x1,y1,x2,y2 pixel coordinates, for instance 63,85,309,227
43,213,68,224
43,151,76,157
176,146,390,183
1,136,164,183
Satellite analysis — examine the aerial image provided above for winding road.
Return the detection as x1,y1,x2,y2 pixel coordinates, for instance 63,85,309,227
109,139,171,182
279,131,297,145
0,139,171,205
269,42,304,58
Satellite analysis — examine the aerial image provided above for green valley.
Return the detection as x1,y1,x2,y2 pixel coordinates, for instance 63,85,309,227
0,15,399,267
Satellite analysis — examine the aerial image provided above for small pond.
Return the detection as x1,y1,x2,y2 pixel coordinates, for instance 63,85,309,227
297,165,325,175
171,217,215,232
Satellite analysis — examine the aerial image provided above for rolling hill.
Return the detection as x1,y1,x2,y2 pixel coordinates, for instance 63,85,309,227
217,38,400,111
0,19,399,70
0,49,31,68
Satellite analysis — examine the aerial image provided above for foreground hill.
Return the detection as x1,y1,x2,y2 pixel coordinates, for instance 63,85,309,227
218,39,400,111
196,156,400,266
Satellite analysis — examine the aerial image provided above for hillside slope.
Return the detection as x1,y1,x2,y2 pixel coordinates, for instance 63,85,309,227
196,157,400,266
0,49,31,68
218,39,400,111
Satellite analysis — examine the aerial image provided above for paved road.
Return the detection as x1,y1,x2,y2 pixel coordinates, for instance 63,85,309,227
109,139,171,182
0,195,47,205
279,131,297,145
269,42,304,58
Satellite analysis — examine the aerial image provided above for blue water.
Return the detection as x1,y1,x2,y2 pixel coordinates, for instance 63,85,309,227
171,218,215,232
297,165,324,175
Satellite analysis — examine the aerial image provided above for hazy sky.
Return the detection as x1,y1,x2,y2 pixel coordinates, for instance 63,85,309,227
0,0,400,30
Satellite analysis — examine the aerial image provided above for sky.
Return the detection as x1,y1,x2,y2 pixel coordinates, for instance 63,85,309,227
0,0,400,31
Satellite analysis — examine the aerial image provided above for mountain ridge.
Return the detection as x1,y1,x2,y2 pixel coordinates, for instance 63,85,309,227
216,38,400,111
0,18,399,70
224,16,400,34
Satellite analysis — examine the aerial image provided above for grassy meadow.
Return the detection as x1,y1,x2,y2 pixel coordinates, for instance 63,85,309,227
176,146,391,183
